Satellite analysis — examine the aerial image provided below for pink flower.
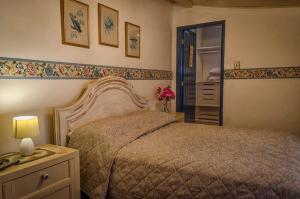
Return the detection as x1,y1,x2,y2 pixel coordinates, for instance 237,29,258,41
26,63,37,76
158,95,163,101
156,85,175,101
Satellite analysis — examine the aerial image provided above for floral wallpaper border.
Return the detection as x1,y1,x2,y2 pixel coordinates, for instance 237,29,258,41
224,67,300,79
0,57,172,80
1,57,299,80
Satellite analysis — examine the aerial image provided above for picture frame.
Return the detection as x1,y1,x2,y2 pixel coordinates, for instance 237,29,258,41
188,45,194,67
125,22,141,58
98,3,119,47
60,0,89,48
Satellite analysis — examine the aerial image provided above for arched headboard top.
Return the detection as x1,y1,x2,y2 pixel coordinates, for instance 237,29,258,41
54,76,149,146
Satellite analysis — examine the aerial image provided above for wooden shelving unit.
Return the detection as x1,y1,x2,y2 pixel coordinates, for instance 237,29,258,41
195,25,222,125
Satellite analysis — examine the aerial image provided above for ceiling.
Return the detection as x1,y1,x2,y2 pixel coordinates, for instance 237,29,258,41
170,0,300,8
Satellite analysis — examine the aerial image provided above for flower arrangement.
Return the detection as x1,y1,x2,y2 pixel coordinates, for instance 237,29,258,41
156,86,175,112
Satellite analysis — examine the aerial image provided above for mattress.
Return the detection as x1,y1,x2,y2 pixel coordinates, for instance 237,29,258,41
68,111,300,199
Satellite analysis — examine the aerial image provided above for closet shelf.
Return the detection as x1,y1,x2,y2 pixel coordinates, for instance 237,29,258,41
196,81,220,83
195,104,220,107
195,119,219,125
196,46,221,51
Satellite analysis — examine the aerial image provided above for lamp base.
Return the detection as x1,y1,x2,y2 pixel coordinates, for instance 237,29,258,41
20,138,35,156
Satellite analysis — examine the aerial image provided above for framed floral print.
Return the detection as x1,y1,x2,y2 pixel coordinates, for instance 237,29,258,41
60,0,89,48
98,4,119,47
125,22,140,58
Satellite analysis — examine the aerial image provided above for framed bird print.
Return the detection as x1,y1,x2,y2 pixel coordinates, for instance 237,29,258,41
60,0,89,48
98,4,119,47
125,22,140,58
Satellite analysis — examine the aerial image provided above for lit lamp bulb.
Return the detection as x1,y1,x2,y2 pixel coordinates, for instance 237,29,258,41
13,116,40,156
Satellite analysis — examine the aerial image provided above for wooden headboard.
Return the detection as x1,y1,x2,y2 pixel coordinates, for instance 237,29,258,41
54,76,149,146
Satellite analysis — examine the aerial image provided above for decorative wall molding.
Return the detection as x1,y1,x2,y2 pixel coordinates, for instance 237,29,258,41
224,67,300,79
0,57,172,80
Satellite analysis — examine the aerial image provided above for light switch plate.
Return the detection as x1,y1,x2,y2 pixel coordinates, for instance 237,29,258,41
234,61,240,70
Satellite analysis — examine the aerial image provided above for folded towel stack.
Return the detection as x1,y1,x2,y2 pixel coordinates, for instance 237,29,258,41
207,67,220,81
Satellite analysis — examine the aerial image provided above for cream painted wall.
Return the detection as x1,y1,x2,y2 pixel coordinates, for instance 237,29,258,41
0,0,172,68
172,6,300,133
0,0,173,153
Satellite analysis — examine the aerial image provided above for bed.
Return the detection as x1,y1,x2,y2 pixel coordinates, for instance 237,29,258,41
54,76,300,199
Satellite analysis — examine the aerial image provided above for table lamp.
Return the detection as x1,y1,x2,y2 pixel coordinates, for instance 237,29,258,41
13,116,40,156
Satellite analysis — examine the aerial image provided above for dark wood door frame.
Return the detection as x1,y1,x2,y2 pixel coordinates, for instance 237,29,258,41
176,20,225,125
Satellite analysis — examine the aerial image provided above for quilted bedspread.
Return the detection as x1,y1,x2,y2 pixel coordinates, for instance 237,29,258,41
68,111,300,199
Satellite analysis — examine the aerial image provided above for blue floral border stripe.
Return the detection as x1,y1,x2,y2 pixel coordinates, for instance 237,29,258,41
224,67,300,79
0,57,172,80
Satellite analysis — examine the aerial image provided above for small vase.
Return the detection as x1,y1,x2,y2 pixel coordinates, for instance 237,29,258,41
163,100,169,112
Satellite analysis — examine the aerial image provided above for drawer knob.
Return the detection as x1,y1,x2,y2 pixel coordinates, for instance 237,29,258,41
41,174,49,180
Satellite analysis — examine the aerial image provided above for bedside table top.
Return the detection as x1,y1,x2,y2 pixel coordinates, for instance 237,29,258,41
170,112,185,122
0,144,78,178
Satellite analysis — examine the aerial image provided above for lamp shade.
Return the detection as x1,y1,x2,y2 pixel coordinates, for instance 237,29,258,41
13,116,40,139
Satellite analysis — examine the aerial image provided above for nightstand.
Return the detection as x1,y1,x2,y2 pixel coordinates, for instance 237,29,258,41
0,144,80,199
170,112,185,122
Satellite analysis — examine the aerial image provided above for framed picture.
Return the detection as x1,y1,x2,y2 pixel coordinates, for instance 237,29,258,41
60,0,89,48
125,22,140,58
98,4,119,47
188,45,194,67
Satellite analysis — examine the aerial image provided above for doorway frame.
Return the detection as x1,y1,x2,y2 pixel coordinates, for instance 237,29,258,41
176,20,225,125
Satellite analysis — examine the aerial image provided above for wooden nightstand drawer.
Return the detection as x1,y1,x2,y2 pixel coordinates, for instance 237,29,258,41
0,145,80,199
42,186,70,199
3,161,70,199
